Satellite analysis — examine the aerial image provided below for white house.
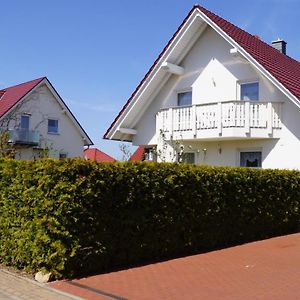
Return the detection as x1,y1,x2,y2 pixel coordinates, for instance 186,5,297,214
104,5,300,169
0,77,93,159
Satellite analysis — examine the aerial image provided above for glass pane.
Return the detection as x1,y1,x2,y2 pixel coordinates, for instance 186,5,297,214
21,115,30,129
178,91,192,106
241,82,259,101
240,151,262,167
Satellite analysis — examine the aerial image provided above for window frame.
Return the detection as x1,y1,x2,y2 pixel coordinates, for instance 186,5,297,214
238,148,262,168
177,90,192,107
20,115,30,130
181,151,196,164
47,119,59,134
238,80,259,101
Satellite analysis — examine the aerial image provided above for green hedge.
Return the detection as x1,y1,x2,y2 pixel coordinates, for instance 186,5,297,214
0,158,299,278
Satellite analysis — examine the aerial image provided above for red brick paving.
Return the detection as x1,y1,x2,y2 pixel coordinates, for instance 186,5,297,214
50,233,300,300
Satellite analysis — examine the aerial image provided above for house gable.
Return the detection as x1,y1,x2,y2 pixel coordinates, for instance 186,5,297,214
0,77,93,147
104,5,300,142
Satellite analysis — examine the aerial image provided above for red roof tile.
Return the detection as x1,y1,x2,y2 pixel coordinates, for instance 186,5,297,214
84,148,116,162
104,5,300,139
129,146,145,161
0,77,45,118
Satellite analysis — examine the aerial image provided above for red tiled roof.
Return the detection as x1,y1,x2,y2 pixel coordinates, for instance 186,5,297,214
129,146,145,161
84,148,116,162
104,5,300,139
0,77,45,118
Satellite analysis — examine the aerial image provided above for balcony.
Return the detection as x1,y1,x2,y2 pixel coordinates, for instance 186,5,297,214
156,101,282,141
8,129,40,146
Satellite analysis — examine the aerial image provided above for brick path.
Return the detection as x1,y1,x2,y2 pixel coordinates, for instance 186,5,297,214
50,233,300,300
0,269,81,300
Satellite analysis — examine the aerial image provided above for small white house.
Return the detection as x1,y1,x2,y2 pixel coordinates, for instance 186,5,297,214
104,5,300,169
0,77,93,159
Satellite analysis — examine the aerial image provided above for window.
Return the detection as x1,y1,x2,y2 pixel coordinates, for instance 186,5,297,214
240,151,262,168
145,148,156,162
59,152,68,159
177,91,192,106
241,82,259,101
182,152,195,164
48,119,58,134
20,115,30,129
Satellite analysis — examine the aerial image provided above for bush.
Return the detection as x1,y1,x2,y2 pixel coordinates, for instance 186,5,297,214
0,158,299,278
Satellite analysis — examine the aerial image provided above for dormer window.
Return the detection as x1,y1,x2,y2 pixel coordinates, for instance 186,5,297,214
177,91,192,106
241,82,259,101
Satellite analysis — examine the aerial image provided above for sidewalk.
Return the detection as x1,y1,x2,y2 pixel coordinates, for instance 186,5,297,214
50,233,300,300
0,268,82,300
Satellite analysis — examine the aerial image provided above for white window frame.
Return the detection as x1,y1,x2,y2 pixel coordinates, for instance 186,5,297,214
47,118,59,134
20,115,30,130
177,89,192,107
237,148,262,168
237,80,259,101
59,152,68,159
181,151,196,164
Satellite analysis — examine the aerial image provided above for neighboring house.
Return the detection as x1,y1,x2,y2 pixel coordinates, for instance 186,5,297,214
104,5,300,169
0,77,93,159
84,148,116,162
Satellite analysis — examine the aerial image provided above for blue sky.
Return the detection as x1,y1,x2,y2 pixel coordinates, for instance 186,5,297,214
0,0,299,159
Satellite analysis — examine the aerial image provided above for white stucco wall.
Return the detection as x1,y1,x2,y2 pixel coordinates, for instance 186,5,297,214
5,84,86,159
132,26,300,169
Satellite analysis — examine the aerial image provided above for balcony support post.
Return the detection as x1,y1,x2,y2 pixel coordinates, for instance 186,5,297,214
217,102,222,135
191,105,196,136
168,108,173,138
267,102,273,135
245,102,250,134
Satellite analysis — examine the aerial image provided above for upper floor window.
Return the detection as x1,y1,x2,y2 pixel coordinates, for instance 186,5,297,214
241,82,259,101
20,115,30,129
177,91,192,106
48,119,59,134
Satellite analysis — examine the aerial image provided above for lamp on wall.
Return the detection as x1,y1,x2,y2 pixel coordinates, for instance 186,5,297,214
218,145,222,155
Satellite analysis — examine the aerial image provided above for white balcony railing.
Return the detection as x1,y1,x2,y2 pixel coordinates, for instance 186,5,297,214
156,101,282,140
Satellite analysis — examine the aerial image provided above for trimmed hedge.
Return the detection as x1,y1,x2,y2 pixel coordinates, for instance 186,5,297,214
0,158,299,278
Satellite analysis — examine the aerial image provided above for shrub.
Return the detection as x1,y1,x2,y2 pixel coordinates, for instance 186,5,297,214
0,159,299,278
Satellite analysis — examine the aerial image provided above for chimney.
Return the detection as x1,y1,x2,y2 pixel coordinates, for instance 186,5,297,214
272,39,287,55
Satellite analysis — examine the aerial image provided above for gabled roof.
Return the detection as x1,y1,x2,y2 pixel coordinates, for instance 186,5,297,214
104,5,300,140
84,148,116,162
0,77,45,118
0,77,93,145
129,146,145,161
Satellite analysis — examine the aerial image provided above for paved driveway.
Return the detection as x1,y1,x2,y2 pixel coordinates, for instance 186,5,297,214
0,268,80,300
50,233,300,300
